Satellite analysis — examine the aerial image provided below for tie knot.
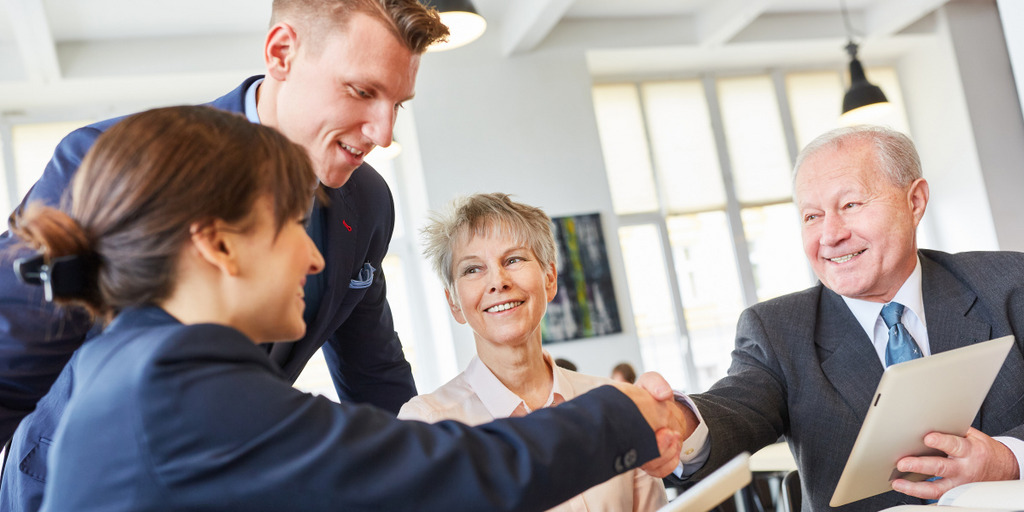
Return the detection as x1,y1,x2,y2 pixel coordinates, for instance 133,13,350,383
881,302,905,328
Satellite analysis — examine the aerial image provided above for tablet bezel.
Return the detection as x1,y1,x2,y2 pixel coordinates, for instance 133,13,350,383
829,335,1015,507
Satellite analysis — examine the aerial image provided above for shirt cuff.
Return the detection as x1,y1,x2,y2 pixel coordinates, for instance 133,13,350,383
994,436,1024,480
672,391,711,479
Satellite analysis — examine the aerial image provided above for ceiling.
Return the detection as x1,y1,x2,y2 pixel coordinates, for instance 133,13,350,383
0,0,954,111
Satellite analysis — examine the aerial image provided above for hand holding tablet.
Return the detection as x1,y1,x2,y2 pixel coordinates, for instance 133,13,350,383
830,336,1015,507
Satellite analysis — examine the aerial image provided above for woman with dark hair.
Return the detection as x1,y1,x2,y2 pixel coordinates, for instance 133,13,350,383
10,106,679,512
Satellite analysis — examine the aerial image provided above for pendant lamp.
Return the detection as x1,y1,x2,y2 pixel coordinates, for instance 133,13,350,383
838,0,891,125
428,0,486,52
840,41,892,124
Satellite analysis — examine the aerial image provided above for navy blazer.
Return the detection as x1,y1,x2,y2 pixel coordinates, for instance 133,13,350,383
0,77,415,510
39,306,656,511
688,249,1024,512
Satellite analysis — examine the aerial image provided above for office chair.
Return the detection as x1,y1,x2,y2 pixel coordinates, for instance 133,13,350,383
779,470,801,512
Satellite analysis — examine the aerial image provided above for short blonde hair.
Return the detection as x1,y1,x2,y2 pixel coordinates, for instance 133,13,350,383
421,193,557,297
271,0,450,55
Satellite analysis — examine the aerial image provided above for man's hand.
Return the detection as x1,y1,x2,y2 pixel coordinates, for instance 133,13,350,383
634,372,698,438
611,372,699,477
892,427,1021,500
642,428,683,477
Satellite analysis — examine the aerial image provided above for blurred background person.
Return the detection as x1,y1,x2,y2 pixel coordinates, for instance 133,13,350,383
555,358,577,372
612,362,637,384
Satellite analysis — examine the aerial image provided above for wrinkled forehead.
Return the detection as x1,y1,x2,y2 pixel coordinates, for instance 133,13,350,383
796,139,880,184
456,219,529,249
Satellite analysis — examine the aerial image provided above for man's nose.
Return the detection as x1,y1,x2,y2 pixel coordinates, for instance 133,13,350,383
363,103,396,149
820,213,850,246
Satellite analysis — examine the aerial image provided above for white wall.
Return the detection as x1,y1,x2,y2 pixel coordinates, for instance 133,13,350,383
898,8,1000,253
411,26,645,379
944,0,1024,252
997,0,1024,128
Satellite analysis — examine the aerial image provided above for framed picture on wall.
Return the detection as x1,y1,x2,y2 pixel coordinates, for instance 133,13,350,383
542,212,622,343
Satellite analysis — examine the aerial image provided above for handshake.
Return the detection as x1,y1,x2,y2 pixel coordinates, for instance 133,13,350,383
610,373,700,478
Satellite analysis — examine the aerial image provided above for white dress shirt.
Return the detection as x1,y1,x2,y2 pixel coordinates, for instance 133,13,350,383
399,351,668,511
842,257,931,363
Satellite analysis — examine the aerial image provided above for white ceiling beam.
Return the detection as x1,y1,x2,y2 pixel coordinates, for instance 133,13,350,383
695,0,772,47
2,0,61,83
500,0,575,56
863,0,950,37
544,15,697,51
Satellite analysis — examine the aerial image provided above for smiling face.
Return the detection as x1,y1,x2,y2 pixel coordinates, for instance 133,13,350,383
268,13,419,188
229,197,325,342
446,228,558,350
795,139,928,303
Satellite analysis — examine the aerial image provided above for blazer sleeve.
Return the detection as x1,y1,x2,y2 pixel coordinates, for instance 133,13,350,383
128,327,659,512
320,178,416,415
688,306,790,479
0,126,102,440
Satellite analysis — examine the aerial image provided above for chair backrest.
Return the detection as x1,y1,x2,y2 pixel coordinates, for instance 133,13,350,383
780,470,801,512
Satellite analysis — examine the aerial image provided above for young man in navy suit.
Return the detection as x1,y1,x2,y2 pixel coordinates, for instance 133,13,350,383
659,125,1024,511
0,1,689,510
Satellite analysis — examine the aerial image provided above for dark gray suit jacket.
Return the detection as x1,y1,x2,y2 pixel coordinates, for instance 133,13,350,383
690,249,1024,512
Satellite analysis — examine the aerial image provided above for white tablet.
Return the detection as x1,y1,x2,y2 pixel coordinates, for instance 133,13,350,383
657,452,752,512
830,335,1015,507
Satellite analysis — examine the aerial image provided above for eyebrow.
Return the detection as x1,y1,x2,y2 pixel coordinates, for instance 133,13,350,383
358,78,416,103
453,245,530,267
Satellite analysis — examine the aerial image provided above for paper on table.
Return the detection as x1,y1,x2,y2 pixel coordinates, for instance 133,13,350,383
937,480,1024,510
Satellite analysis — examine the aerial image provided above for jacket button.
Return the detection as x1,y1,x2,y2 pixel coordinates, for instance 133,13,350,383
624,449,637,467
614,449,638,472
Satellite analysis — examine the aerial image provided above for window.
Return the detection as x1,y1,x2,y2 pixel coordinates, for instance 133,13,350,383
593,68,908,391
12,121,94,199
2,119,95,215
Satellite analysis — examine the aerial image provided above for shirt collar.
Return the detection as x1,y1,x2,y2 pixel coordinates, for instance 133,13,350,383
842,255,925,341
243,78,264,124
464,350,565,419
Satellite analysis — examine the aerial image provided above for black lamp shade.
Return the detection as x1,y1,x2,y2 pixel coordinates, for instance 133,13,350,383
842,57,889,114
427,0,486,51
431,0,479,15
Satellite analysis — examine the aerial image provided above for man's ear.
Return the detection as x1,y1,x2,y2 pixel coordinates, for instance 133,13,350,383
445,289,467,325
189,221,240,277
907,178,930,226
264,22,299,81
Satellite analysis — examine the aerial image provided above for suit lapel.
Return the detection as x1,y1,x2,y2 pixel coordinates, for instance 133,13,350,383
920,253,992,354
269,186,358,377
919,253,1024,432
818,287,886,419
816,252,996,421
313,185,357,340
